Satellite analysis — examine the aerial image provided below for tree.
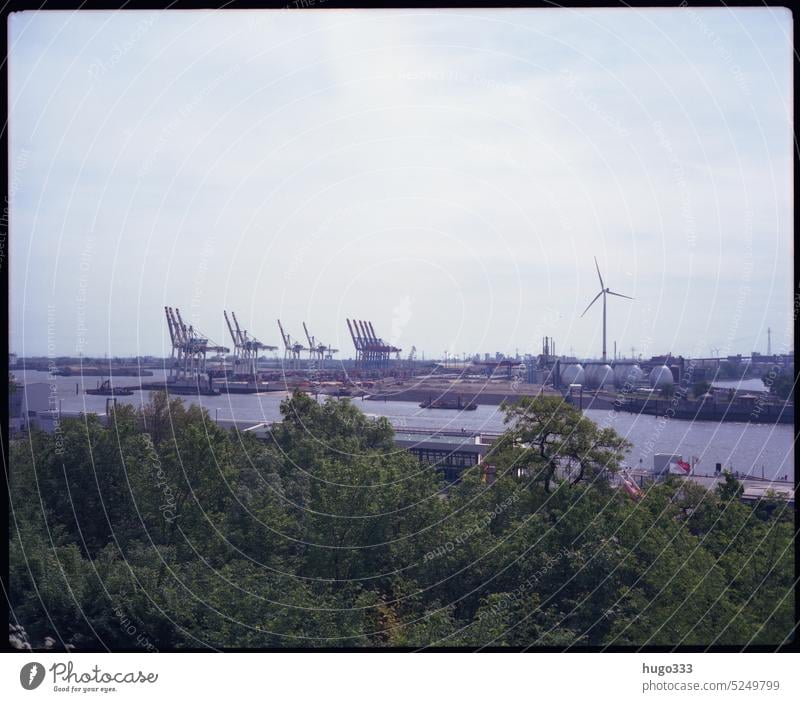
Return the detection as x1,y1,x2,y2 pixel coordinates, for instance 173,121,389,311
716,471,743,502
763,371,794,401
494,395,631,492
8,389,794,649
691,380,711,398
270,391,444,584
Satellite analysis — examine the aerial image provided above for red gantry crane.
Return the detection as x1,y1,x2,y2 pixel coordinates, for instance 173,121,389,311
346,318,400,370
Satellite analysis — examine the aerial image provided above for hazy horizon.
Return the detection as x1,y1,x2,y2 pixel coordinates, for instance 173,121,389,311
8,8,793,360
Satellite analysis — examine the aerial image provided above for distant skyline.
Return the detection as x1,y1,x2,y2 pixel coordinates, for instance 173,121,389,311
8,8,793,360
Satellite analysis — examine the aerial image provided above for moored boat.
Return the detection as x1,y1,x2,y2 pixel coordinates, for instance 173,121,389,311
419,395,477,411
85,379,134,396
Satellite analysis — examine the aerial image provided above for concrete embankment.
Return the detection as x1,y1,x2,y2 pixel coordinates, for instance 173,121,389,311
55,366,154,377
563,390,792,422
617,398,792,424
365,385,561,407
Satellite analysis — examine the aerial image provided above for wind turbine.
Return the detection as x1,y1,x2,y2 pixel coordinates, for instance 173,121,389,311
581,257,633,362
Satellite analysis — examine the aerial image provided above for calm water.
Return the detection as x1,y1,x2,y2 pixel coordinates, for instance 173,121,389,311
353,399,794,481
15,370,794,481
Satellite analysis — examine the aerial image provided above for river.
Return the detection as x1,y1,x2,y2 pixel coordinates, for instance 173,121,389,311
13,370,795,481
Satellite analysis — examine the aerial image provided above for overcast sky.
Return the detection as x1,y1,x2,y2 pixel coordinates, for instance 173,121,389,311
9,8,793,360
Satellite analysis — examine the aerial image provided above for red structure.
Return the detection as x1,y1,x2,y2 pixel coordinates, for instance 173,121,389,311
346,318,401,370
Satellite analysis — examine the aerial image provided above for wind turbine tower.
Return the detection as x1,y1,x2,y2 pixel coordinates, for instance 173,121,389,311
581,257,633,362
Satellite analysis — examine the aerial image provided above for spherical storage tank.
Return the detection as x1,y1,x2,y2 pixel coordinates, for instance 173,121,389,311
561,364,585,386
613,364,643,388
649,365,674,389
586,364,613,389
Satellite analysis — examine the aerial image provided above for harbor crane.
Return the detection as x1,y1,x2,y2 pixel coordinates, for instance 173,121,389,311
346,318,401,370
277,319,305,369
165,306,228,383
224,310,277,379
302,322,338,369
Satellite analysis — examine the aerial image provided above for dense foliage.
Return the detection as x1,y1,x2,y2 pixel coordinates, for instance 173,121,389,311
8,391,794,649
762,371,795,402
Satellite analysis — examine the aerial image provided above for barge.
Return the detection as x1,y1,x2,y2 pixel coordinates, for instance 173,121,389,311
85,379,134,397
419,395,478,411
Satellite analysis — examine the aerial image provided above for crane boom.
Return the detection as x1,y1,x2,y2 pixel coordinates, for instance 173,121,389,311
367,321,379,343
357,320,371,343
277,319,290,350
168,307,185,344
346,319,360,350
175,308,188,339
165,306,176,346
303,322,314,349
231,311,246,345
224,311,238,347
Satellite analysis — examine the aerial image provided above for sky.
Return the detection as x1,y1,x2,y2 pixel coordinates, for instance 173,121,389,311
8,7,793,360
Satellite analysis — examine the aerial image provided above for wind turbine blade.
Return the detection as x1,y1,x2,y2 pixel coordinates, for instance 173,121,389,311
581,291,603,317
606,290,633,300
594,256,605,289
